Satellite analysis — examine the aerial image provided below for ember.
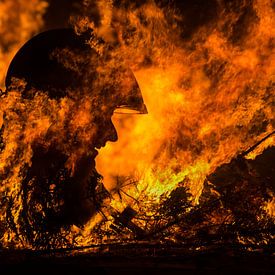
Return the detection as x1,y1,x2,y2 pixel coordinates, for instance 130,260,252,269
0,0,274,268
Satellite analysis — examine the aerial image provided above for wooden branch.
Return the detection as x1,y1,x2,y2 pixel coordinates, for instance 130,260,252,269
241,130,275,157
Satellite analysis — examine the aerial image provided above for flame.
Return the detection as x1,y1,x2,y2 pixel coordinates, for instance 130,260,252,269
0,0,274,249
265,197,275,218
96,0,274,202
0,0,48,88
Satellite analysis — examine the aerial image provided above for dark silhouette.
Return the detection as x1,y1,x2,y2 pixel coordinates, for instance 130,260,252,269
4,28,147,240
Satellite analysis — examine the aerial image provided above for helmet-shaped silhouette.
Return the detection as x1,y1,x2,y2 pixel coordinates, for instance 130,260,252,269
3,29,148,234
5,28,147,114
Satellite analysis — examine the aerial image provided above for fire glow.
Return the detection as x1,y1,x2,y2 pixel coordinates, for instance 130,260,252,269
0,0,274,250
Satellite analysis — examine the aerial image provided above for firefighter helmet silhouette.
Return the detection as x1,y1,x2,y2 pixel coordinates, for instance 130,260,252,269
4,28,147,232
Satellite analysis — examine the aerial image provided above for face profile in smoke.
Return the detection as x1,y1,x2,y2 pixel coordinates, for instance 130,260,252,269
3,28,147,239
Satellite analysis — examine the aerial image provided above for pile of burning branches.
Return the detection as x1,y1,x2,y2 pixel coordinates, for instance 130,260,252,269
0,136,274,251
92,140,275,251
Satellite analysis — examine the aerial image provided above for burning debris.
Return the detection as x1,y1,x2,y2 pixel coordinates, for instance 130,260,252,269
0,0,274,255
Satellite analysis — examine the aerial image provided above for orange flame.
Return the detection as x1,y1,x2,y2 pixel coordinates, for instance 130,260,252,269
0,0,48,88
0,0,274,248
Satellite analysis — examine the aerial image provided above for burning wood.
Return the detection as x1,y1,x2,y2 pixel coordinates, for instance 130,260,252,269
110,206,145,237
